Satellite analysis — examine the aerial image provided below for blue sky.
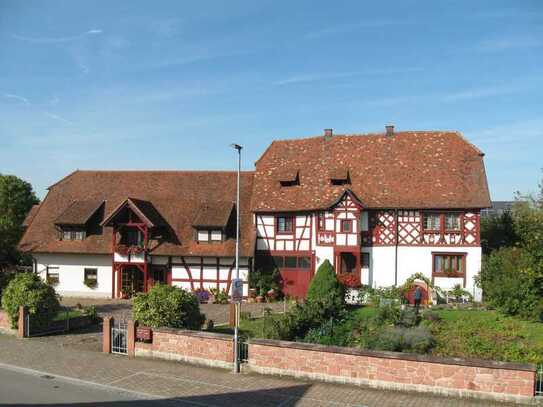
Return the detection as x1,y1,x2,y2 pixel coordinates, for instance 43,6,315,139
0,1,541,200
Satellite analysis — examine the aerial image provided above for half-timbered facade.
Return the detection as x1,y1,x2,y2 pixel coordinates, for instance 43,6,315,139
20,127,491,301
19,171,254,298
252,128,490,301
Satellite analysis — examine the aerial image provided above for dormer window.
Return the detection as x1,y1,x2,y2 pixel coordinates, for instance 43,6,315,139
329,168,350,185
277,169,299,187
61,228,86,241
197,229,223,243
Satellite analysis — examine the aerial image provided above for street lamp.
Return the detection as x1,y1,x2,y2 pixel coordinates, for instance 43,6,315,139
230,143,242,373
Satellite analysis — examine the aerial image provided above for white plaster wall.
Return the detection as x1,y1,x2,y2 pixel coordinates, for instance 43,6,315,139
370,247,397,287
395,246,481,299
34,253,113,298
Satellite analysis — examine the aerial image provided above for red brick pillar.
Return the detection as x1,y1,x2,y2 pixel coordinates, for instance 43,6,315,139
102,316,112,353
17,306,27,338
127,320,136,358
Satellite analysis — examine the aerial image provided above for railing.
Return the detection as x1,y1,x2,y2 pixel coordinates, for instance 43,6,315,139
238,340,249,363
536,364,543,397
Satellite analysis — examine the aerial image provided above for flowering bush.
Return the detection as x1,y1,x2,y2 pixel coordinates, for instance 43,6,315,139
194,288,210,303
337,273,361,288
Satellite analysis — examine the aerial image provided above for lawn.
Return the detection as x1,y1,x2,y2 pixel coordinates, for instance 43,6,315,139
211,306,543,365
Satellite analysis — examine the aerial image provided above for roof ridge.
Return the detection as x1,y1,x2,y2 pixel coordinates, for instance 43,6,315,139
269,130,462,144
70,169,255,174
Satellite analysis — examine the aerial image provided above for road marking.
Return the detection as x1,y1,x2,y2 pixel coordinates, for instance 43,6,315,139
108,371,144,385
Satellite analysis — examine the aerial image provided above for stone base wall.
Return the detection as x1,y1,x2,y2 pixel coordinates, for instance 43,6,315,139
134,328,234,369
248,339,536,403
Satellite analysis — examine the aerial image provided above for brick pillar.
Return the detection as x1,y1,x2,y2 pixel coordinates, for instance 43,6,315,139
17,306,27,338
102,316,112,353
127,320,136,358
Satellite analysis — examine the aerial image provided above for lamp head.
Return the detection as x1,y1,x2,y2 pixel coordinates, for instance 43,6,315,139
230,143,243,151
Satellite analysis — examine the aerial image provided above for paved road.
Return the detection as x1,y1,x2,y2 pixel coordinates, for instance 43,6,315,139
0,333,519,407
0,365,153,406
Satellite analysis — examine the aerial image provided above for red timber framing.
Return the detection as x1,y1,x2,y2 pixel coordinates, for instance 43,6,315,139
362,209,481,248
108,205,150,298
255,212,313,253
170,256,249,294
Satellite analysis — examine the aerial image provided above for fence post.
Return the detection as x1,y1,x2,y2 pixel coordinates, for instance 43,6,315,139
127,320,136,358
17,306,27,338
102,316,112,353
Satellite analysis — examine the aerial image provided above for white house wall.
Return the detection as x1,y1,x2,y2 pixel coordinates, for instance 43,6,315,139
170,256,249,296
34,253,113,298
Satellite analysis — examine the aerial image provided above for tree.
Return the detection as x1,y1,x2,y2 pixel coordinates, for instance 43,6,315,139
480,211,518,255
307,259,344,308
0,174,39,264
1,272,60,329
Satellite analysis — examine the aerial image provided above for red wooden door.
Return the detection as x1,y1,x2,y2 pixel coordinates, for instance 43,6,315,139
279,255,313,298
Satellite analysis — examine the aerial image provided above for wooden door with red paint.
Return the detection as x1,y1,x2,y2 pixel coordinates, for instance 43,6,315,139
278,255,313,298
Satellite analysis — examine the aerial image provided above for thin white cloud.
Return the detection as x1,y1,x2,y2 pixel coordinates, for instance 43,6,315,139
441,83,530,102
2,93,30,105
44,112,75,126
274,67,423,87
11,29,103,44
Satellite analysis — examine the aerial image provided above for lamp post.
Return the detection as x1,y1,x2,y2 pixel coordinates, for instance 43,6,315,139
230,143,242,373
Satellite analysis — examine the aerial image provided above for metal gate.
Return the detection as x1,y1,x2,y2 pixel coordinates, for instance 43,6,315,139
536,364,543,397
111,320,128,355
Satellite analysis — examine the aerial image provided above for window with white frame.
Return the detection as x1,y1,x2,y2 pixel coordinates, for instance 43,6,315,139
197,230,209,242
61,229,86,241
423,213,441,231
445,213,461,231
211,230,222,241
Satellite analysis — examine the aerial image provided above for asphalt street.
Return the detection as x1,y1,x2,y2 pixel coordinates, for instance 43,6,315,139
0,365,157,406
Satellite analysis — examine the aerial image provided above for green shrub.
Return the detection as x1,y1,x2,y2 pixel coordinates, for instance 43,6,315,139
303,316,354,347
133,284,205,329
479,247,542,320
1,272,60,329
250,268,282,297
307,260,344,308
422,310,442,323
372,326,434,353
375,304,400,326
209,288,229,304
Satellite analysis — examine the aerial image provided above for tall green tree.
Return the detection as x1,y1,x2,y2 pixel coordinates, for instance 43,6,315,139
0,174,39,264
480,211,518,255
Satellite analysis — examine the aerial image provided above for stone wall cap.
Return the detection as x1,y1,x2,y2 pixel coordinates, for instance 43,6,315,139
248,339,537,372
154,327,234,341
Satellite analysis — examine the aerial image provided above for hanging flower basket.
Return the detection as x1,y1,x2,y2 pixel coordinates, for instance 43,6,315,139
116,244,129,256
337,273,361,288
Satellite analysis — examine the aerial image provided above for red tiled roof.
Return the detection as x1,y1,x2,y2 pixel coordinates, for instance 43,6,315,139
55,200,104,226
252,131,491,212
19,171,255,257
192,202,234,228
101,198,167,228
23,204,40,228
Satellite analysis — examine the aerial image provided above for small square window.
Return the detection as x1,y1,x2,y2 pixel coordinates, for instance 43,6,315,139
211,230,222,241
197,230,209,242
84,268,98,288
276,216,293,234
445,213,461,231
298,257,311,269
424,213,441,231
341,220,352,233
284,256,297,268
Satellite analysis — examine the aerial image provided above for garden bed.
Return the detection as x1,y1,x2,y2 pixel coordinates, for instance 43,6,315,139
218,306,543,365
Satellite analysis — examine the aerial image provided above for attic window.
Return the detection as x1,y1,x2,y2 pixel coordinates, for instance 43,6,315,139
60,228,86,241
277,170,299,187
329,168,350,185
197,229,223,243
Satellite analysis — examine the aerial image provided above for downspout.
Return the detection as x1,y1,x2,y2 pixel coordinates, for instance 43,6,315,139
394,209,399,287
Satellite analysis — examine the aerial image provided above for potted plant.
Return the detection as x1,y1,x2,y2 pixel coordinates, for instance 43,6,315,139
256,288,265,303
116,244,129,256
194,288,210,304
84,278,97,289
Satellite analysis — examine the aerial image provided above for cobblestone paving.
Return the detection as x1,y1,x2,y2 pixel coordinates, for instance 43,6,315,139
0,333,521,407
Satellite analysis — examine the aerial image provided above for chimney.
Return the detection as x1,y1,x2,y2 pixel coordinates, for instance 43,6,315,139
324,128,333,140
385,124,394,137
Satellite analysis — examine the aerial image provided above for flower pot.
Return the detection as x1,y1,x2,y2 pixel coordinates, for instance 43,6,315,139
248,288,257,298
256,296,264,303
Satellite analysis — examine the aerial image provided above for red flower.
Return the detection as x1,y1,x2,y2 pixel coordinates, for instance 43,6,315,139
337,273,361,288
